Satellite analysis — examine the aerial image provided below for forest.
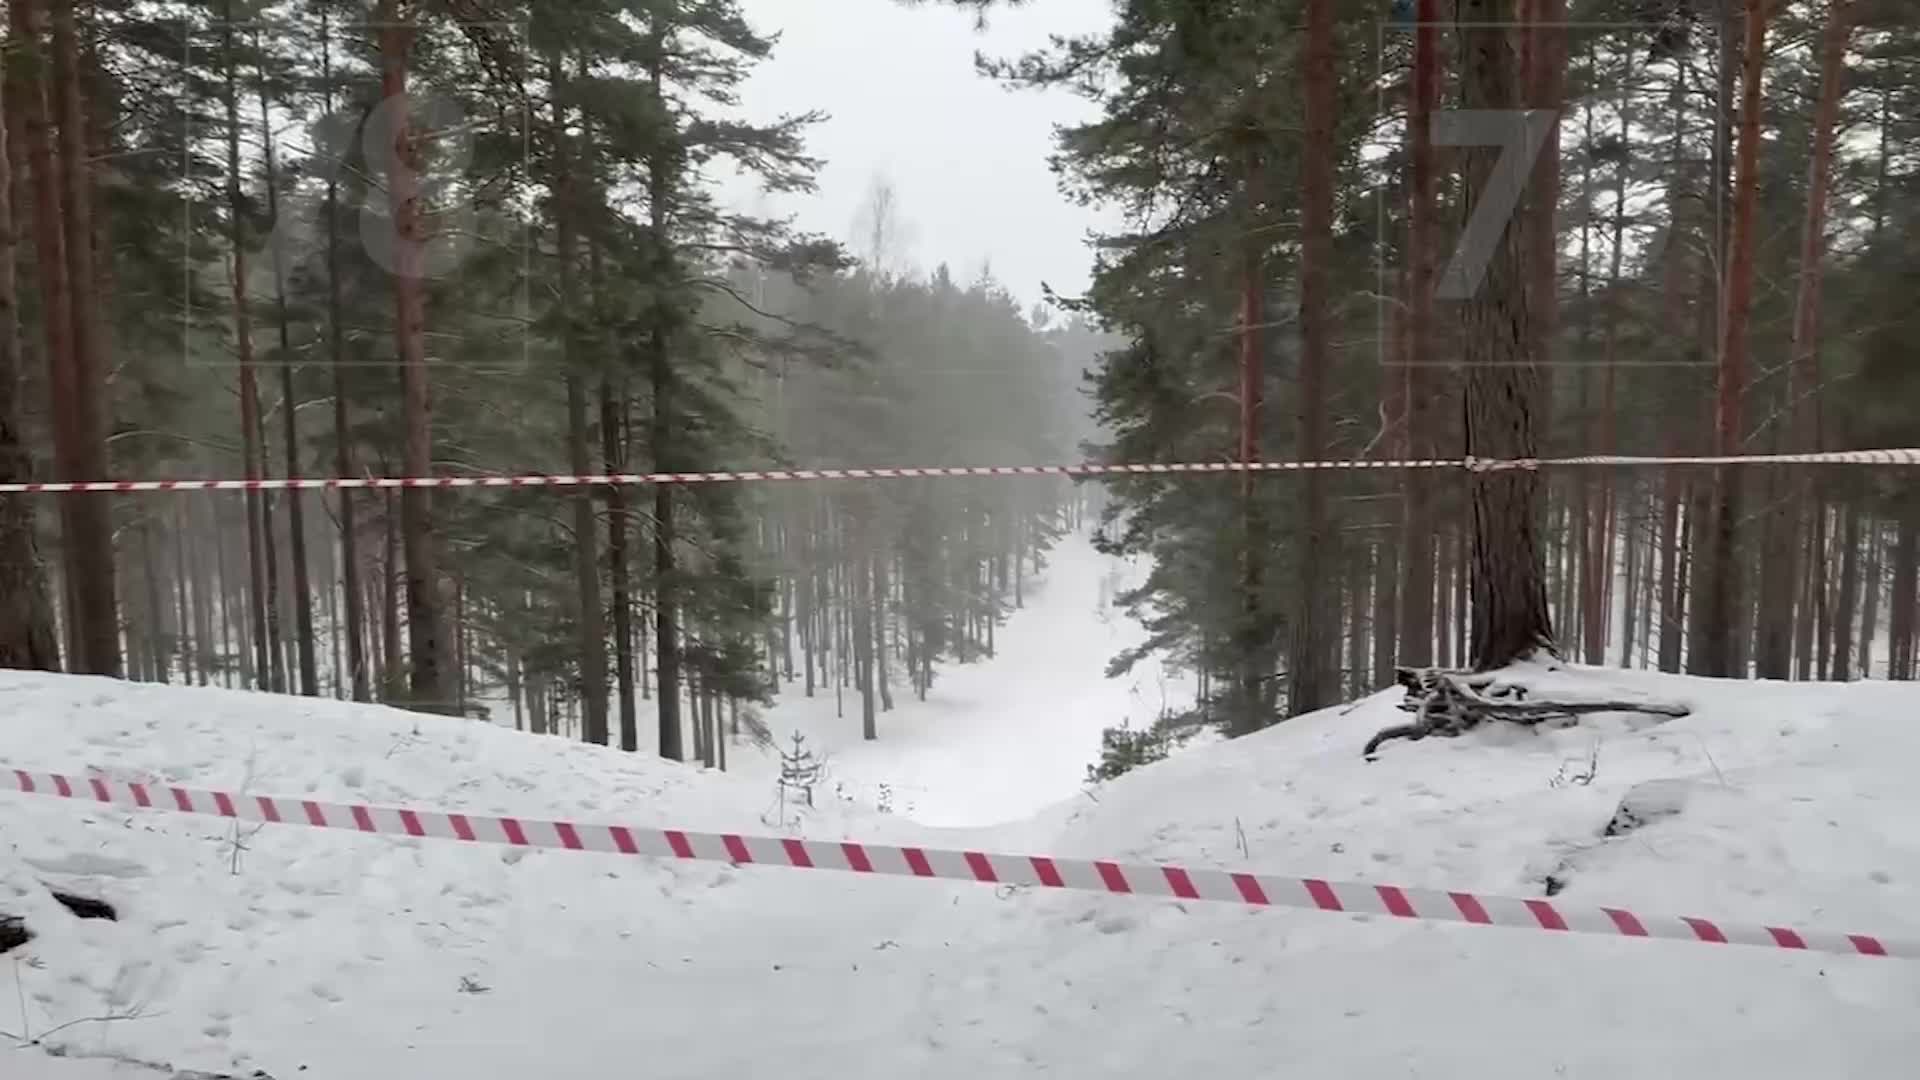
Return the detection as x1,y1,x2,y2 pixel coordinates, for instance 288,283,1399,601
0,0,1916,764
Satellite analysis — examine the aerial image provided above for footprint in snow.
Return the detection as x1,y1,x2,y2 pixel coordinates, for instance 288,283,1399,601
310,982,343,1003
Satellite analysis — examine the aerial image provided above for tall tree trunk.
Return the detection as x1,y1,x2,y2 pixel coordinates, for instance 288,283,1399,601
319,13,367,702
1832,503,1861,681
379,5,448,712
1458,0,1554,670
259,74,316,696
603,382,637,750
1687,0,1737,674
46,0,115,675
647,34,683,762
221,14,273,690
1584,51,1629,665
1699,0,1767,677
1860,517,1881,678
1621,487,1640,667
1347,545,1370,697
1887,507,1916,681
548,55,609,745
1232,168,1266,731
1287,0,1335,716
0,42,57,671
11,0,82,672
381,486,402,698
1400,0,1442,670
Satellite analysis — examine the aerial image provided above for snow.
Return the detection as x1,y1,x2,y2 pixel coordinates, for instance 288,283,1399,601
4,547,1920,1077
728,533,1196,826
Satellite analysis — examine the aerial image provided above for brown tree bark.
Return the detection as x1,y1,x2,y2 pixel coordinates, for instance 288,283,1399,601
379,5,450,712
220,13,274,691
1888,508,1916,681
1287,0,1334,715
602,380,637,750
11,0,78,671
0,42,58,672
1699,0,1768,677
259,74,317,696
45,0,115,675
1458,0,1555,671
321,12,368,702
1859,517,1881,678
547,55,610,744
646,31,683,760
381,485,402,698
1832,502,1861,681
1399,0,1442,670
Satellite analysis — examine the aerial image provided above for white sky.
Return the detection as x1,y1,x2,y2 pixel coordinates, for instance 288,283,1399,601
728,0,1120,307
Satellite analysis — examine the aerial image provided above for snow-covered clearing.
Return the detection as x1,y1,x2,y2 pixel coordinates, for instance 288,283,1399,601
4,565,1919,1077
729,532,1194,826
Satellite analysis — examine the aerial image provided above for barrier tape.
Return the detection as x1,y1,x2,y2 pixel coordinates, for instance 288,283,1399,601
1,448,1917,494
3,766,1910,961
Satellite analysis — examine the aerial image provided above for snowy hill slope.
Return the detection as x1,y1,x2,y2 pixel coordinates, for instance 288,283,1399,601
893,664,1920,1077
4,663,1919,1079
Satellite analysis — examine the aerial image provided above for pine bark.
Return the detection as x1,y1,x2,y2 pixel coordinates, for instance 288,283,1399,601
1832,502,1861,681
46,0,115,675
1287,0,1335,716
260,77,317,695
321,13,368,702
548,55,609,745
379,6,449,712
1399,0,1442,670
1458,0,1555,670
0,41,58,672
1699,0,1768,677
647,32,684,761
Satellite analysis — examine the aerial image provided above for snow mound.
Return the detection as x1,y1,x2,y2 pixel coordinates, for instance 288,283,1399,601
4,663,1919,1079
898,664,1920,1078
0,672,957,1079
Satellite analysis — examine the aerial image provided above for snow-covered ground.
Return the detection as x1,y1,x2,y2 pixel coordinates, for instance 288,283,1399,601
5,553,1920,1077
728,532,1195,826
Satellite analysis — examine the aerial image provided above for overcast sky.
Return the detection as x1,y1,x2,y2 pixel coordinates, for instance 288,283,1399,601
728,0,1119,308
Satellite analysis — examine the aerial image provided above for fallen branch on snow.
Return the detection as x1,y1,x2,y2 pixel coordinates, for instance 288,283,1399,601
1363,667,1689,759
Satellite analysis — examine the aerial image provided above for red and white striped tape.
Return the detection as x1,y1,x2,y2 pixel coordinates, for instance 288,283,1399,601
1,448,1917,494
3,766,1909,961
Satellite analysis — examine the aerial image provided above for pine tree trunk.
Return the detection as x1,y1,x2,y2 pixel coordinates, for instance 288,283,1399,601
1698,0,1767,677
378,7,448,712
220,16,274,690
381,486,402,699
1347,544,1370,697
1458,0,1555,670
1817,503,1835,680
1286,0,1335,717
259,79,316,696
1400,0,1442,671
872,548,894,712
1832,502,1862,681
1860,517,1881,678
0,39,58,672
601,380,637,749
1621,486,1639,667
1795,508,1820,679
11,0,81,672
319,13,367,702
1887,507,1916,681
1435,527,1454,668
45,0,115,675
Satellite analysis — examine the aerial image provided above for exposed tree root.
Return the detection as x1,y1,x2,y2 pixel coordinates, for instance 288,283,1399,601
1363,667,1690,759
